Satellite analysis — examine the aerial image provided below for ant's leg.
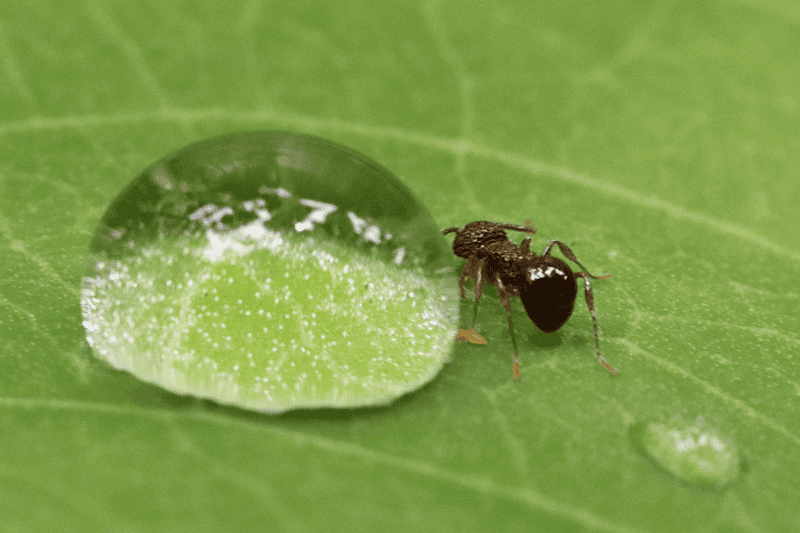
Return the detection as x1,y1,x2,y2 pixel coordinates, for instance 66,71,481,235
497,288,522,380
543,240,611,280
575,272,618,375
547,239,615,374
493,219,537,236
458,256,480,299
456,260,487,345
469,265,485,329
484,220,535,255
524,219,535,233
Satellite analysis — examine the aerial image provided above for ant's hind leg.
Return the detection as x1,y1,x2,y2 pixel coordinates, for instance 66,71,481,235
543,240,611,280
575,272,618,375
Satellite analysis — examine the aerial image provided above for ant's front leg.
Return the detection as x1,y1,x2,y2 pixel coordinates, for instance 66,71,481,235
456,258,487,345
496,286,522,380
458,256,481,299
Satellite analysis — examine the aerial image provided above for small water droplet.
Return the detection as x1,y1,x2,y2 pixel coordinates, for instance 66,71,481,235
630,416,743,489
81,131,459,412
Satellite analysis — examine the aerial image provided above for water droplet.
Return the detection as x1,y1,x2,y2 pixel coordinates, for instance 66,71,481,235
82,131,459,412
630,416,743,489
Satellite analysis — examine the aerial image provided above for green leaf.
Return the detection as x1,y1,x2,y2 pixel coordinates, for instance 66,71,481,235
1,1,798,531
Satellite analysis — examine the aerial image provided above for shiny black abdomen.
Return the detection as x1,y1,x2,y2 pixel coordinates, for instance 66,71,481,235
520,255,577,333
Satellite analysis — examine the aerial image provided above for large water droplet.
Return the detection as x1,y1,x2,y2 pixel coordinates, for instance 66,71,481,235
81,131,459,412
630,416,743,489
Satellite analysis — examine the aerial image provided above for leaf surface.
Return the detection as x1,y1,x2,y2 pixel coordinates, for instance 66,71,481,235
1,1,799,531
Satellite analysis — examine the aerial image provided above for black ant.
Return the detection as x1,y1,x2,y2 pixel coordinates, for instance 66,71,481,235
442,220,617,380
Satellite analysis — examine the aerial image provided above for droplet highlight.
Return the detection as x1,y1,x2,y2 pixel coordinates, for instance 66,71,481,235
630,416,743,489
81,131,459,412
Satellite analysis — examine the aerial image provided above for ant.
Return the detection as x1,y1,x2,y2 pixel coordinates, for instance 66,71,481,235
442,220,617,380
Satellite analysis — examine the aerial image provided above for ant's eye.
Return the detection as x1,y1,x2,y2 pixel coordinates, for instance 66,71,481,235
82,131,459,413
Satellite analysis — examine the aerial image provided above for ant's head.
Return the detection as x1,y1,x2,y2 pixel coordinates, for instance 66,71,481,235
443,221,514,260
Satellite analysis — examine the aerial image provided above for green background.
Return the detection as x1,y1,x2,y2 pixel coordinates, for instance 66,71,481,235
2,1,799,531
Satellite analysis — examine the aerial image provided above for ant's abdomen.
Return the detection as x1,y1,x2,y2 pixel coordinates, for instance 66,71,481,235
520,257,578,333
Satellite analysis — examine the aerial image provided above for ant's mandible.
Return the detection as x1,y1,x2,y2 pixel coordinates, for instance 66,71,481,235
442,220,617,380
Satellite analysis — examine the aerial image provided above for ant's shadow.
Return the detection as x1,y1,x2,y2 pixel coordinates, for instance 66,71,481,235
521,328,565,349
460,298,573,351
